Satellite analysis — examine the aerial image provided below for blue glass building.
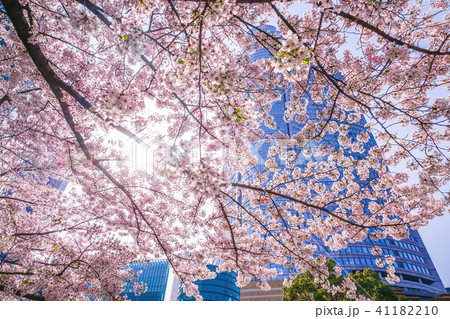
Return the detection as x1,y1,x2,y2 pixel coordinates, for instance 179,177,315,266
122,260,240,301
177,264,240,301
121,259,171,301
244,26,445,299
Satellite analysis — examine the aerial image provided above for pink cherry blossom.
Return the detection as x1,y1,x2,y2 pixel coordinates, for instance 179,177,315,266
0,0,448,300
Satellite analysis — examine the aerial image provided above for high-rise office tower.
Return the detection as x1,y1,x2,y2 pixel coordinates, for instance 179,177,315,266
240,26,445,300
122,259,240,301
121,259,182,301
177,264,240,301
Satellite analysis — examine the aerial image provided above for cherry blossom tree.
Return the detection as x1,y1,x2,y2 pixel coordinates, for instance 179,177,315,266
0,0,448,300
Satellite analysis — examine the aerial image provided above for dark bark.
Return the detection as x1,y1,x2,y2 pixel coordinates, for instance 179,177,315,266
0,284,45,301
3,0,177,287
2,0,65,97
74,0,112,27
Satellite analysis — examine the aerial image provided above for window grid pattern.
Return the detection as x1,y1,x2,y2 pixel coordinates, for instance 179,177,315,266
177,265,240,301
122,259,170,301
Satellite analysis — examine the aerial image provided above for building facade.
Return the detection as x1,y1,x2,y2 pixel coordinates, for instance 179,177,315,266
122,260,240,301
240,26,445,300
177,264,240,301
121,259,180,301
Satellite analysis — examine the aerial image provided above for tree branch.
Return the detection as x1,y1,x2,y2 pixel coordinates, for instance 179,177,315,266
0,284,45,301
335,11,449,56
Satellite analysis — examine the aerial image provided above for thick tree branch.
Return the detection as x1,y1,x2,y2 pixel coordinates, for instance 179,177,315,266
74,0,112,27
335,11,449,56
230,182,411,229
186,0,449,56
3,0,179,278
0,284,45,301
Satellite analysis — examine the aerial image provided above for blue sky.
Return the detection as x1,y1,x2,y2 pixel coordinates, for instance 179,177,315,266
420,214,450,287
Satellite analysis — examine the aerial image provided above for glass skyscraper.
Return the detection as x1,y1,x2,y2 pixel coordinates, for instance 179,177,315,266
122,259,171,301
122,260,240,301
177,264,240,301
242,26,445,299
121,259,240,301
